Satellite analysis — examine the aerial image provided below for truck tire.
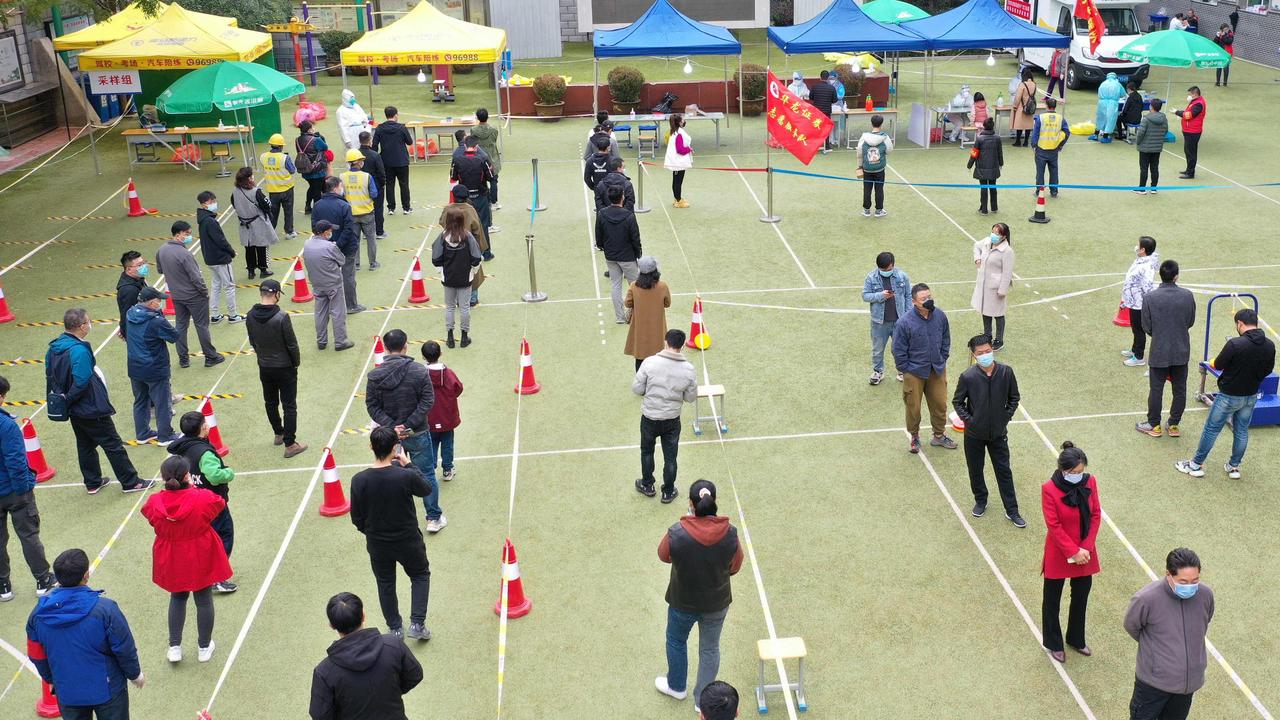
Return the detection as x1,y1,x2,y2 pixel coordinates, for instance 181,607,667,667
1066,60,1084,90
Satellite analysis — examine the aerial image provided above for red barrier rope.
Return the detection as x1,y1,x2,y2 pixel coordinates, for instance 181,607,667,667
638,160,768,173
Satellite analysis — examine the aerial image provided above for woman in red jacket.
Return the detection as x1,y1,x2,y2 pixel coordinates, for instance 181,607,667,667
1041,441,1101,663
141,455,232,664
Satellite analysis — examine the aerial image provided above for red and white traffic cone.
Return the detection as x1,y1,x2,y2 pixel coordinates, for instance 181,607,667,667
1113,304,1131,327
1029,186,1050,224
372,335,386,367
290,258,313,303
514,338,540,395
27,639,59,718
198,396,230,457
493,538,532,619
162,291,176,317
0,280,14,323
124,178,158,217
22,418,56,483
408,256,431,304
686,297,711,350
318,447,350,517
949,410,966,434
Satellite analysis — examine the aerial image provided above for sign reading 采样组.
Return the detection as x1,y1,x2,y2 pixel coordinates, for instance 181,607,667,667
86,70,142,95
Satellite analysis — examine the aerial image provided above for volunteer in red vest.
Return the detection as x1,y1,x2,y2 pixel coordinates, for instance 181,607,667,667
341,149,380,270
259,134,298,239
1177,87,1206,180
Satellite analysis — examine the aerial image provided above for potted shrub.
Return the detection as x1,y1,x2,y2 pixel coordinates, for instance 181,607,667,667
834,63,867,105
318,30,361,77
607,65,645,114
739,63,767,116
453,64,475,74
377,66,398,76
532,73,567,120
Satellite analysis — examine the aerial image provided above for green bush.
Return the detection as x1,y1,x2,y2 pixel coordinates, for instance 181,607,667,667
317,30,361,61
834,63,867,99
532,73,567,105
607,66,645,103
739,63,767,100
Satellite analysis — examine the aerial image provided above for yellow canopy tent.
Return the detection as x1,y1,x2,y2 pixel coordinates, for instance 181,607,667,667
52,2,235,52
339,1,506,66
77,5,271,71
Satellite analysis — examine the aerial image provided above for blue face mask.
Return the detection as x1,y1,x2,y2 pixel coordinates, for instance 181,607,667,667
879,269,894,278
181,234,194,247
1063,472,1085,484
975,352,995,368
1173,582,1199,600
207,202,218,213
137,263,150,278
989,233,1003,245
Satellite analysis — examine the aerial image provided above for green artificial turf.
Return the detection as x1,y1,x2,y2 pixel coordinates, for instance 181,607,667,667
0,47,1278,719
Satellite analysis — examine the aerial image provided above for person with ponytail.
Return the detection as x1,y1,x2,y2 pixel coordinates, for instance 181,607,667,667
1040,441,1101,664
141,455,231,665
655,480,743,710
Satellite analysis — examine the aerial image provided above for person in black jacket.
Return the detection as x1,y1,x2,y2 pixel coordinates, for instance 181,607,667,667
596,185,642,324
430,208,481,349
371,106,414,214
365,330,443,532
1176,308,1276,479
196,191,242,324
115,250,148,340
309,591,423,720
350,428,433,640
952,334,1024,528
451,137,495,243
583,135,612,191
967,118,1004,214
245,279,306,458
358,131,388,240
594,157,636,211
1117,83,1144,142
808,71,837,152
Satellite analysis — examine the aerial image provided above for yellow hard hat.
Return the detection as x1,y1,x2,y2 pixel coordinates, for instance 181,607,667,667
345,148,364,163
268,133,285,146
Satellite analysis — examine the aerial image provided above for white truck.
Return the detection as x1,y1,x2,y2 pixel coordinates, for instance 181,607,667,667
1005,0,1150,89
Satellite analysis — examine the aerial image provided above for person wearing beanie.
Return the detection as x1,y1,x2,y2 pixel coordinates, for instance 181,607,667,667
625,255,671,370
259,133,298,239
341,149,380,271
439,183,488,306
125,286,181,444
245,279,307,458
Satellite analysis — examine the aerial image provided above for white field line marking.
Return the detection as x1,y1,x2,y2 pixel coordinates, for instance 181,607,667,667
726,156,816,288
0,183,128,277
651,172,799,720
910,433,1097,719
204,230,433,714
579,148,603,300
703,281,1122,316
1016,402,1275,719
0,638,37,676
1160,149,1280,208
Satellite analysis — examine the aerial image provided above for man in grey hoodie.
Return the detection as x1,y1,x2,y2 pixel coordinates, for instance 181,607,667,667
1124,547,1214,720
1137,260,1197,438
632,329,698,503
155,221,222,368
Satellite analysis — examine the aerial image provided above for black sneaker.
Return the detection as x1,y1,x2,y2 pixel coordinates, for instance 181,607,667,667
214,581,238,594
205,355,226,368
660,487,680,504
972,503,986,518
210,315,223,324
0,578,12,602
389,626,403,639
121,479,156,493
635,479,656,497
334,341,355,351
179,360,191,369
85,478,113,494
1006,512,1027,529
36,573,59,597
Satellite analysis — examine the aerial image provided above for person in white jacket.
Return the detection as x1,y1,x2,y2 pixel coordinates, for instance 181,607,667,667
336,89,372,151
1122,236,1160,367
971,223,1015,350
856,115,893,217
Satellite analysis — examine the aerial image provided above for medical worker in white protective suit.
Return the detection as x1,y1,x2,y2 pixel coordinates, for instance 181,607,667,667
337,88,372,150
1091,72,1124,143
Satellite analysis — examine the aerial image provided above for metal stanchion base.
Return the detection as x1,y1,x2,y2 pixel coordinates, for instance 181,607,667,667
759,215,781,224
635,205,652,214
527,204,547,212
522,291,548,303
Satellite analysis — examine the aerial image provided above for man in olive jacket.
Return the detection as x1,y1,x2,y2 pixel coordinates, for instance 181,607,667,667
245,280,306,458
952,334,1023,528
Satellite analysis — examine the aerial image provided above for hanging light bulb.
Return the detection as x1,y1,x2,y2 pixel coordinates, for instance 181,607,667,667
683,58,693,74
985,52,996,67
417,69,427,83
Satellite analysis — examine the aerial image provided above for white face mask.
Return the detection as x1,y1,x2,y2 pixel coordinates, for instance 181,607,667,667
1187,95,1194,103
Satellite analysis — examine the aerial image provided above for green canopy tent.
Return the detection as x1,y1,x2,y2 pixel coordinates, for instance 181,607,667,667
861,0,930,108
1116,29,1231,100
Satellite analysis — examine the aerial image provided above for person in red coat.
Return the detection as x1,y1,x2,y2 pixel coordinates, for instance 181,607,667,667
1041,441,1101,663
422,340,463,483
141,455,232,665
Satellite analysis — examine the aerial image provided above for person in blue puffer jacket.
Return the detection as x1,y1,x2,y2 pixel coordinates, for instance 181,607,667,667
27,548,143,718
125,287,180,444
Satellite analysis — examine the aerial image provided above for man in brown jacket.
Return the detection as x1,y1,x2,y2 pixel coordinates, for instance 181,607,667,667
1124,547,1215,720
439,184,488,306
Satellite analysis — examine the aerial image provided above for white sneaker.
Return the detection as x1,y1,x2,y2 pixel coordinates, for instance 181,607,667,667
1225,464,1241,479
1121,349,1134,358
1124,356,1146,367
425,515,448,533
654,675,688,700
488,225,501,234
1174,460,1205,478
875,209,888,218
868,370,884,385
896,372,903,382
197,642,215,663
167,646,182,663
442,468,456,482
492,202,503,210
861,209,872,218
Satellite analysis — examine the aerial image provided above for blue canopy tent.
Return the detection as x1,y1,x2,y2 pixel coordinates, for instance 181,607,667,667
767,0,928,54
591,0,743,128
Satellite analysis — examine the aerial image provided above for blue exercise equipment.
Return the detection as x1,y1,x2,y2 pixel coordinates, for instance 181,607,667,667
1195,293,1280,427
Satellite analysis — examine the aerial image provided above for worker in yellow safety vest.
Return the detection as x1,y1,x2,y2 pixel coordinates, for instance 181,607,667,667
1030,96,1069,198
260,133,298,239
341,148,380,270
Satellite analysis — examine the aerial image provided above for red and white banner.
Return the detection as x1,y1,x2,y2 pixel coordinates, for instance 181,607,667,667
766,70,834,166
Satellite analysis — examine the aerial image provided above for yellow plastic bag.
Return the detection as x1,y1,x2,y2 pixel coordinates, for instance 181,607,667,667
1069,121,1096,136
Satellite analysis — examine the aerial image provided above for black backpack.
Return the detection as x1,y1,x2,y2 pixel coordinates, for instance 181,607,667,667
651,92,678,114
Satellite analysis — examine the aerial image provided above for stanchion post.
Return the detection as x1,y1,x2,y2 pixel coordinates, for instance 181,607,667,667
634,159,651,214
522,233,548,303
527,158,547,212
759,167,781,223
89,127,100,175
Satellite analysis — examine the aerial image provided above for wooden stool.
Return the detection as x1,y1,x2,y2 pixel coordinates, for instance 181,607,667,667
637,124,659,158
208,140,232,177
756,636,808,714
958,125,979,148
693,384,727,436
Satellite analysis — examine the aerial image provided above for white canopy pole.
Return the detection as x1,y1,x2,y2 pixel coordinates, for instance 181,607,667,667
723,55,729,128
593,58,599,119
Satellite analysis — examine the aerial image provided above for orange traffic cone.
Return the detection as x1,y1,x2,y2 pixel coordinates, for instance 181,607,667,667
318,447,350,516
290,258,313,303
493,538,532,619
949,410,966,434
408,257,431,304
27,639,59,718
514,338,540,395
0,281,14,323
1028,186,1050,224
124,178,158,217
372,335,386,367
1113,304,1131,327
686,297,711,350
162,291,176,317
198,397,230,457
22,419,56,483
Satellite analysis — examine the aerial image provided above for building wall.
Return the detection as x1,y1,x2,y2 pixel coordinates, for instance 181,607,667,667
493,0,563,59
1134,1,1280,69
560,0,766,40
560,0,591,42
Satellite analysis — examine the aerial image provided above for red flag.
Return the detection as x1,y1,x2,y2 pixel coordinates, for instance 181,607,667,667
1074,0,1106,55
765,70,834,166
